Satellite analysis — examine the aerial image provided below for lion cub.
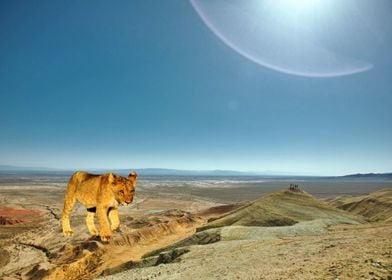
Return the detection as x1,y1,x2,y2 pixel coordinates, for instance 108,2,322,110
61,171,137,241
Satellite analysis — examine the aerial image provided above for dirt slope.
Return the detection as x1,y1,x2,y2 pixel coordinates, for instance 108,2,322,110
199,189,363,231
327,188,392,222
98,188,392,280
99,223,392,280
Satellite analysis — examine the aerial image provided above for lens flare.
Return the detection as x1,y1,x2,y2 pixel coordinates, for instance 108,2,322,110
190,0,373,77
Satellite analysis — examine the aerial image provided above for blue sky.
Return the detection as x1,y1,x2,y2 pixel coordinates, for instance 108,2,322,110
0,0,391,175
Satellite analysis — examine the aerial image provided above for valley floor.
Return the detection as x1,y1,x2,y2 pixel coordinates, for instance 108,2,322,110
0,176,391,280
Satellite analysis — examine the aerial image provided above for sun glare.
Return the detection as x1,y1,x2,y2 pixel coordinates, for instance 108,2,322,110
279,0,325,14
287,0,320,8
190,0,373,77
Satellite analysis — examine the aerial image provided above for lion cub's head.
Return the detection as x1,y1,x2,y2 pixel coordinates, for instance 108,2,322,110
109,172,137,206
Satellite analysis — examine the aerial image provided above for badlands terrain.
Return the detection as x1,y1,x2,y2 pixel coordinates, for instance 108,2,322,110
0,172,391,279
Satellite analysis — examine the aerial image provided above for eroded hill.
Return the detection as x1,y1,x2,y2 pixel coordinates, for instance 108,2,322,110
327,189,392,222
199,189,363,231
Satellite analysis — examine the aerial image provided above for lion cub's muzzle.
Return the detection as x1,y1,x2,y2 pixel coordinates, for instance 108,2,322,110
123,199,133,205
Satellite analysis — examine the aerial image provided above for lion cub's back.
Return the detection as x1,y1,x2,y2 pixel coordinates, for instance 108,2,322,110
72,171,98,183
73,172,105,207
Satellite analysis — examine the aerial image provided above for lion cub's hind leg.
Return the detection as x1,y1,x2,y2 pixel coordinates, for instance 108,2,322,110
108,208,120,232
85,211,99,236
62,198,75,236
61,178,77,236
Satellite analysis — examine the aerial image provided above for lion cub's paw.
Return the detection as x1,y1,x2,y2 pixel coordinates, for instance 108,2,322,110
100,234,112,242
63,230,74,237
100,230,112,242
89,229,99,236
111,225,120,232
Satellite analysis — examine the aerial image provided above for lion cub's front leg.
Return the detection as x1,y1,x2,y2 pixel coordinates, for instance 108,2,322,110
97,206,112,241
108,208,120,232
85,212,99,236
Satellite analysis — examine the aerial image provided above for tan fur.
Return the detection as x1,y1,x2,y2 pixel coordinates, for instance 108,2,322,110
61,171,137,241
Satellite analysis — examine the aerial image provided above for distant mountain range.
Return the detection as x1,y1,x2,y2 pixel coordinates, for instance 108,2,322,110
0,165,391,179
0,165,260,176
114,168,257,176
335,173,392,180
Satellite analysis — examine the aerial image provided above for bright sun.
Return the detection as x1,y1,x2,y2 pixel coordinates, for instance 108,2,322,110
284,0,324,14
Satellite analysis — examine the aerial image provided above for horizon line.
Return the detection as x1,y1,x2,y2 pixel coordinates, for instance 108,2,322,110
0,164,391,178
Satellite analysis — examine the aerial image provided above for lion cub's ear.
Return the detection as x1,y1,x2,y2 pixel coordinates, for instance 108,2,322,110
128,172,137,181
108,173,115,184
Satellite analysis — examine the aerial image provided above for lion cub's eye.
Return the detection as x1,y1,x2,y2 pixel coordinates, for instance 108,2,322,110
119,190,124,196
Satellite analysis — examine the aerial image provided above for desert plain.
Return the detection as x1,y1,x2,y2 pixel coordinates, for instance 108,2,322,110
0,171,391,280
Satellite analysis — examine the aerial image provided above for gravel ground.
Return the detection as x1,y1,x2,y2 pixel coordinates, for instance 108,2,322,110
99,222,392,280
